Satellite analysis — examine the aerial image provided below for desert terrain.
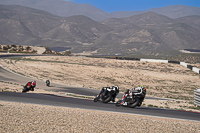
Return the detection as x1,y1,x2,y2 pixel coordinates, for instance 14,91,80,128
1,55,200,110
0,55,200,132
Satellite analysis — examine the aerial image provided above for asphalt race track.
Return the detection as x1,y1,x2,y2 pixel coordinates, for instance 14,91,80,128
1,92,200,121
0,64,100,96
0,55,168,99
1,54,200,121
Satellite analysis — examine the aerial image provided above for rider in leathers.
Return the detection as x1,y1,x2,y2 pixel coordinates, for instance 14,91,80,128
25,81,36,91
46,79,50,86
122,86,146,106
97,85,119,102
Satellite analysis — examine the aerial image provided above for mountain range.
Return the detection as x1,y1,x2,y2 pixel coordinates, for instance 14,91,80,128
0,2,200,56
0,0,200,21
0,0,108,21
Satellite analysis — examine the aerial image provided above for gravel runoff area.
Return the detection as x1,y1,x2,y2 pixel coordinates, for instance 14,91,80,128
0,101,200,133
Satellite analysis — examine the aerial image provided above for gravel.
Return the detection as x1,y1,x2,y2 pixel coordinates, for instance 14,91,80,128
1,101,200,133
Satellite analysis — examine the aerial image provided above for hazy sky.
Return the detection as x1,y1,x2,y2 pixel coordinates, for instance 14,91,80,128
68,0,200,12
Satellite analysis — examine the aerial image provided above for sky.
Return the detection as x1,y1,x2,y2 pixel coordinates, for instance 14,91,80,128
67,0,200,12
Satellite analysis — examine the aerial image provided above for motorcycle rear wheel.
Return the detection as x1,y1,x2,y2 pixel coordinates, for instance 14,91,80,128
115,100,123,107
93,97,98,102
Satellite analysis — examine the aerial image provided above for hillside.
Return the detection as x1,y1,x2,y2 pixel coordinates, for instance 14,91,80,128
176,15,200,31
0,5,200,57
0,5,111,47
0,0,200,21
0,5,63,45
0,0,109,21
41,15,112,47
97,12,200,56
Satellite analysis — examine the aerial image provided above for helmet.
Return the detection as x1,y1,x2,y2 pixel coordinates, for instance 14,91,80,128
113,85,119,92
125,89,129,94
115,85,119,90
31,81,36,86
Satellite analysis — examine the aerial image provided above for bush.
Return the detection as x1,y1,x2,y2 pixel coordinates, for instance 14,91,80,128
65,50,71,55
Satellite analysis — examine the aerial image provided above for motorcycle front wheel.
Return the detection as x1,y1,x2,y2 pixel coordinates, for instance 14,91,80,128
102,94,112,103
127,98,140,108
22,87,28,93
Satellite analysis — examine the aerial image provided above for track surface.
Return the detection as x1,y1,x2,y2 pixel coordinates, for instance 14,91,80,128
1,92,200,121
0,55,167,99
1,54,200,121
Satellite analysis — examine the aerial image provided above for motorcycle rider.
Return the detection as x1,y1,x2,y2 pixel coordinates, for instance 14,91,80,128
25,81,36,91
97,85,119,102
122,86,146,106
46,79,50,86
111,85,119,102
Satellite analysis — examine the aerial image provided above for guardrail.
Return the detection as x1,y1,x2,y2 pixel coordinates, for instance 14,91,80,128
114,56,200,74
192,67,200,74
194,89,200,106
140,59,168,63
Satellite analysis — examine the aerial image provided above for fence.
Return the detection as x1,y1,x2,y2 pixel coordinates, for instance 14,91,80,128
194,89,200,106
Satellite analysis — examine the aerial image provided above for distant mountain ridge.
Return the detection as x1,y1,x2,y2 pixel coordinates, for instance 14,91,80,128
100,12,200,56
0,0,200,21
0,4,200,57
0,0,108,21
0,5,111,47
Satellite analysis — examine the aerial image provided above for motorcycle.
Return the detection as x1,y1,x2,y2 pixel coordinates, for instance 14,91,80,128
94,86,119,103
115,92,145,108
22,85,31,93
46,80,50,87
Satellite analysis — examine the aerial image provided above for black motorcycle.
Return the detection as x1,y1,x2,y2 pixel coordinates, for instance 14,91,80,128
94,87,119,103
22,85,31,93
46,80,50,87
115,91,145,108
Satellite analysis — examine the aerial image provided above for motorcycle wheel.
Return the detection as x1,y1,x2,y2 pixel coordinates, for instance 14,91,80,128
102,94,112,103
93,97,98,102
127,98,140,108
115,100,123,107
22,87,28,93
